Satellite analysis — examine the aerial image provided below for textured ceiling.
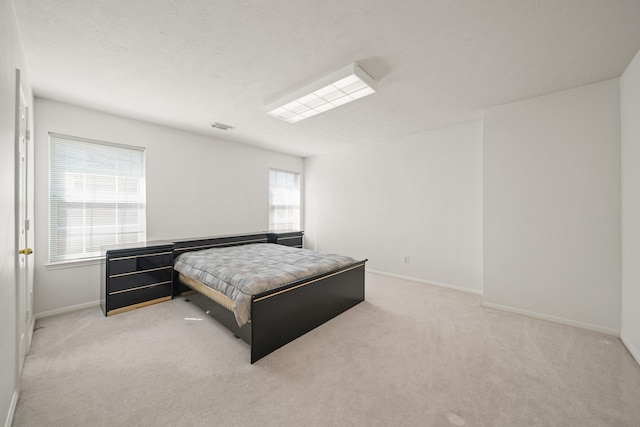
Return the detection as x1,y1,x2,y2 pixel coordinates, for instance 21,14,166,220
14,0,640,157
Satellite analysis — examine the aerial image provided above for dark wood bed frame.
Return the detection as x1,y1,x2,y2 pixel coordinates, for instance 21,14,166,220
171,232,366,363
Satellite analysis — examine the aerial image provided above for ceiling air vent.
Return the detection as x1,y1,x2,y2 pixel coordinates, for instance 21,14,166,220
211,122,234,131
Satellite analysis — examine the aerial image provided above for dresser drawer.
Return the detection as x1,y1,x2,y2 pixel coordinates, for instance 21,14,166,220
277,236,303,247
109,251,173,275
108,282,173,312
109,268,173,293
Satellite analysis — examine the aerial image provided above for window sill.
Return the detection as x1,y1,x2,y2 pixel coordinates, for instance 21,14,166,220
45,257,104,270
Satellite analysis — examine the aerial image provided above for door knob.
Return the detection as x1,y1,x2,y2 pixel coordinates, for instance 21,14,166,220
18,248,33,255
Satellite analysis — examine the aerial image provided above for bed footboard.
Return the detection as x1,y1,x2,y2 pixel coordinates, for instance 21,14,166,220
250,261,366,363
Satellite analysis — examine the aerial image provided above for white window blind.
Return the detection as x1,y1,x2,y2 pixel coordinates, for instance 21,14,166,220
269,169,301,231
49,133,146,263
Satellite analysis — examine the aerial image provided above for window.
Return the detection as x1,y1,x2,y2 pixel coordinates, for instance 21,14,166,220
49,133,146,263
269,169,301,231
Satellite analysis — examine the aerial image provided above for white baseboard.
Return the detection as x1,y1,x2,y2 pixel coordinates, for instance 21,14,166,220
4,390,18,427
620,332,640,366
366,269,483,296
35,300,100,319
481,300,620,336
365,269,620,337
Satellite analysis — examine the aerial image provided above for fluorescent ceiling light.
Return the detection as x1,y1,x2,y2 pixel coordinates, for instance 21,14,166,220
266,63,377,124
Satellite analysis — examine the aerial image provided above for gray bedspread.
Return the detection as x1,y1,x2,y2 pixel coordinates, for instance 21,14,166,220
174,243,358,327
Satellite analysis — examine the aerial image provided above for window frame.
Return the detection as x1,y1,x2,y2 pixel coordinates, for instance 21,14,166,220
47,132,147,265
268,168,302,232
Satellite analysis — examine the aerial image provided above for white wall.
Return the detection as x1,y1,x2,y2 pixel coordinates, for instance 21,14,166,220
483,79,621,333
1,0,33,425
621,49,640,363
305,121,483,293
33,98,303,315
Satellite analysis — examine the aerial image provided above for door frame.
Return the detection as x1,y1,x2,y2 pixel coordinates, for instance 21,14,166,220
14,68,34,378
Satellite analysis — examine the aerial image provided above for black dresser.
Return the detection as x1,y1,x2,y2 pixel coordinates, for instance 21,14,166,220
100,241,174,316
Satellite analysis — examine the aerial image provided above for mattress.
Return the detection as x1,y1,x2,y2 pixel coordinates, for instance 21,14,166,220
174,243,358,327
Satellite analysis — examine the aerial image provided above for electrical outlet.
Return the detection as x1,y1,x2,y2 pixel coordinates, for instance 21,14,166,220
403,255,410,264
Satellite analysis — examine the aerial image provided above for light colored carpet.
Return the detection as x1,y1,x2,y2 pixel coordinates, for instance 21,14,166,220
13,272,640,426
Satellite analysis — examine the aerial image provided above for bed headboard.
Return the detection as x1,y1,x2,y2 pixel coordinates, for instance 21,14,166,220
172,232,270,256
172,233,270,258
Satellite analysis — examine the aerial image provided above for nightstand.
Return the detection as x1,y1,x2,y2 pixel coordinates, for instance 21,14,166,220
268,231,304,248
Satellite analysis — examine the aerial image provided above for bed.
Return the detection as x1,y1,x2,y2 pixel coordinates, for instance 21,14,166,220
171,232,366,363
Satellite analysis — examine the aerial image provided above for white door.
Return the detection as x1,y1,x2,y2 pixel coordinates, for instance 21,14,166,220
16,69,33,373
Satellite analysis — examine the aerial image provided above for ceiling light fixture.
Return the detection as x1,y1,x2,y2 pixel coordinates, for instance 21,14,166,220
265,63,377,124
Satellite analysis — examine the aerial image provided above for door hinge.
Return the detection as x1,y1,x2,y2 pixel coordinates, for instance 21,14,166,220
26,129,31,140
25,219,30,231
